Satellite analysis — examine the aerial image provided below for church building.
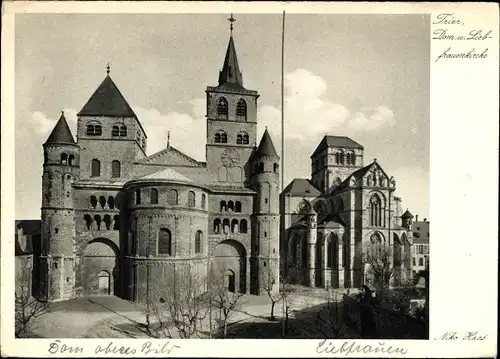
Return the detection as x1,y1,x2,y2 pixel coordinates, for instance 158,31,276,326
38,24,280,302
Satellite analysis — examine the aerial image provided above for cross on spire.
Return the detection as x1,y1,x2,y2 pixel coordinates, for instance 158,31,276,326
228,13,236,33
106,63,110,75
167,130,170,148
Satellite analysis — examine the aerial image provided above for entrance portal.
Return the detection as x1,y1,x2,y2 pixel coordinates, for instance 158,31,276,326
98,271,111,295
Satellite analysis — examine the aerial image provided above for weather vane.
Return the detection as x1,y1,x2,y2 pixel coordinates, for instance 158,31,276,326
228,13,236,33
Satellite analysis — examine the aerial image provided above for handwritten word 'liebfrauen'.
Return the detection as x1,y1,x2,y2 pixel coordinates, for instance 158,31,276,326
316,340,408,356
48,340,180,356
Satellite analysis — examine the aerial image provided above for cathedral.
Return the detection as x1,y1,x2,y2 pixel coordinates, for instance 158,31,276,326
37,20,413,303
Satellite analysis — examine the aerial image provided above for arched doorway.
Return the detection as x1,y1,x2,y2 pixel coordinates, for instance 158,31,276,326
212,240,246,294
98,271,111,295
82,238,119,296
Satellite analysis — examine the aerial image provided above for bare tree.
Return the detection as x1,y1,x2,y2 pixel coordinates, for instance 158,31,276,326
160,263,210,339
15,267,50,338
260,264,283,321
208,266,244,338
314,288,345,338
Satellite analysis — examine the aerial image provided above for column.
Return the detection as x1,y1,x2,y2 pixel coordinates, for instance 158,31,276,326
338,236,344,288
308,243,316,287
320,240,327,288
246,256,251,294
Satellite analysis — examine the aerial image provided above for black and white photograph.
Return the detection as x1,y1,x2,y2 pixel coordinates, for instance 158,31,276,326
1,2,498,357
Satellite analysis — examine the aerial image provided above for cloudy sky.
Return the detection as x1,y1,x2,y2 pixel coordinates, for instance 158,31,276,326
15,13,429,220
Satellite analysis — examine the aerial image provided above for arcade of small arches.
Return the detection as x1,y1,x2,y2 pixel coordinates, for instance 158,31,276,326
59,153,77,166
216,97,247,121
220,200,242,212
89,195,117,210
253,162,279,173
83,214,120,231
213,218,248,234
133,188,206,209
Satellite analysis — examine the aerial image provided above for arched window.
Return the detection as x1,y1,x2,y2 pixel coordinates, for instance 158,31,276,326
240,219,247,233
273,163,279,172
217,98,228,120
228,200,234,212
213,219,221,233
351,152,356,165
113,215,120,230
158,228,172,255
150,188,158,204
419,258,424,266
119,125,127,137
201,194,206,210
258,163,264,172
222,218,230,234
84,214,92,230
327,239,333,268
112,126,120,137
103,214,112,230
90,196,97,208
236,99,247,121
91,159,100,177
243,133,249,144
369,195,382,227
220,200,227,212
339,152,345,165
236,134,243,144
94,215,102,230
135,189,141,205
99,196,106,209
187,191,195,207
370,232,383,258
346,153,351,165
195,230,203,254
167,189,178,205
111,160,121,178
231,219,239,233
60,153,68,165
86,124,95,136
221,132,227,143
68,155,75,165
335,153,340,164
235,201,242,212
108,196,115,209
215,133,221,143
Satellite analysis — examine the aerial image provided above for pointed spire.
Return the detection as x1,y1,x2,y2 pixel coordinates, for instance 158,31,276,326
218,22,244,88
256,128,278,158
44,111,76,145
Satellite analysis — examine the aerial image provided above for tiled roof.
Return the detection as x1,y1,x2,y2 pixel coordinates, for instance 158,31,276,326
137,168,194,183
311,135,363,157
44,113,76,145
77,75,136,117
137,146,201,167
256,129,278,158
401,209,414,219
282,178,321,197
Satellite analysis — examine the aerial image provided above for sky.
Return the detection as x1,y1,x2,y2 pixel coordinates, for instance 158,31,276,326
15,13,429,220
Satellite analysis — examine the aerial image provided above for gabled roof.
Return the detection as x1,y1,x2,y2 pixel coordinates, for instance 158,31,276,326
218,35,244,90
311,135,363,157
282,178,321,197
77,75,136,117
256,129,278,158
44,112,76,145
136,168,194,183
136,146,201,167
328,159,390,195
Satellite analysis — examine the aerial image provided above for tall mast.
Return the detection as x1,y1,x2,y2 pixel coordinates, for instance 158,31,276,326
281,11,285,194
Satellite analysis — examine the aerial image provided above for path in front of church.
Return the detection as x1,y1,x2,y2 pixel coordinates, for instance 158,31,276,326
30,289,359,339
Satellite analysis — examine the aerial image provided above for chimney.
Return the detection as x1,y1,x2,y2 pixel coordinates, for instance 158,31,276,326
415,214,419,222
424,218,427,222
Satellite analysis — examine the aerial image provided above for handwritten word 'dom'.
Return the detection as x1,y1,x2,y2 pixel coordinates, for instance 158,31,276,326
316,340,408,356
48,340,180,356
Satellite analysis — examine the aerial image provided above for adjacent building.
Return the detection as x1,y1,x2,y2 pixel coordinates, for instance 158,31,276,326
411,215,430,276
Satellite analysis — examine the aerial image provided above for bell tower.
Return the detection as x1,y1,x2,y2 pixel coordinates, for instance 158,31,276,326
205,14,259,184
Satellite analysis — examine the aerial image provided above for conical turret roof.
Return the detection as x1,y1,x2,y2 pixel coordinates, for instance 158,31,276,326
77,75,136,117
401,209,414,219
44,112,76,145
256,128,278,158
